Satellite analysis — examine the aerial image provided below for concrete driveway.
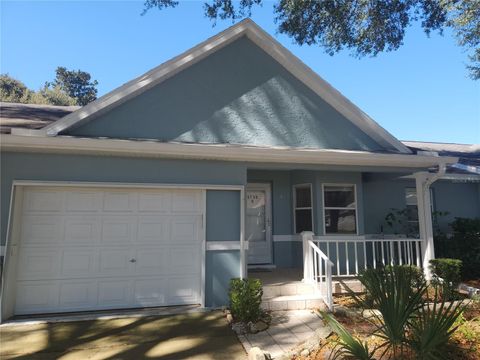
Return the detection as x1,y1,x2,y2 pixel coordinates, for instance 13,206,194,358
0,311,246,360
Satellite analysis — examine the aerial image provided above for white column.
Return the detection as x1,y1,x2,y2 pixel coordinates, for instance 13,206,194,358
302,231,314,282
415,172,435,280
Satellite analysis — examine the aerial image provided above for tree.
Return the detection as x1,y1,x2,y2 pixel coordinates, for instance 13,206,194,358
0,74,32,103
51,67,98,106
0,67,98,106
30,84,77,106
142,0,480,80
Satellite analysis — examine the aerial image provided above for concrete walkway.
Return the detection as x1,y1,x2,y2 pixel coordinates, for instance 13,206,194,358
0,311,246,360
238,310,325,359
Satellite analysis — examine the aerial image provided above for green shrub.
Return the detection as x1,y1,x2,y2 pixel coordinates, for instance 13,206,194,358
229,278,263,323
429,258,462,301
434,217,480,279
385,264,425,289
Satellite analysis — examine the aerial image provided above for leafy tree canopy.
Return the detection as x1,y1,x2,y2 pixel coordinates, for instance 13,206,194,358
51,67,98,106
143,0,480,80
0,67,98,106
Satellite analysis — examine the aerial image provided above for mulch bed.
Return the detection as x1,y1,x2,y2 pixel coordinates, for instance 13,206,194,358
293,296,480,360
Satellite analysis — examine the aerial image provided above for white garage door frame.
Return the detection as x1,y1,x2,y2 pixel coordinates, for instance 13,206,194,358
1,180,245,322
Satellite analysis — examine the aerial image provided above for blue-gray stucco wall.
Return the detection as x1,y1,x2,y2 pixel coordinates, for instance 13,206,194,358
363,174,480,234
66,37,392,152
205,190,241,307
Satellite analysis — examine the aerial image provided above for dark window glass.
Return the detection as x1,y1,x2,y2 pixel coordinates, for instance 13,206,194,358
325,209,356,234
295,186,312,208
295,209,312,233
324,186,355,208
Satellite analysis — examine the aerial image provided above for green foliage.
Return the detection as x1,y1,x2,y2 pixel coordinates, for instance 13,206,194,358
340,266,465,359
435,217,480,279
384,207,419,237
51,67,98,106
430,258,463,301
350,266,428,357
228,278,263,323
143,0,480,79
321,311,376,360
30,84,77,106
0,74,32,103
408,290,465,360
0,67,97,106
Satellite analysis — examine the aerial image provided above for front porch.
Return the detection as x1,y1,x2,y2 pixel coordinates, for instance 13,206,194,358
245,167,439,311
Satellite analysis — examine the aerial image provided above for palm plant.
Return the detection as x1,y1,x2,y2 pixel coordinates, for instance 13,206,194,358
321,311,376,360
343,266,428,358
408,289,466,360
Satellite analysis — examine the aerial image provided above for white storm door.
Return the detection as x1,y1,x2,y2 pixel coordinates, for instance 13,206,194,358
246,183,272,264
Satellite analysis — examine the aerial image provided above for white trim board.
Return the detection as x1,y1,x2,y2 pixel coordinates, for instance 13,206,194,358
206,242,242,251
1,135,458,168
12,19,410,154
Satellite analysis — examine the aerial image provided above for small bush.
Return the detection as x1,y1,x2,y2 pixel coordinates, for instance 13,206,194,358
430,258,462,301
229,278,263,323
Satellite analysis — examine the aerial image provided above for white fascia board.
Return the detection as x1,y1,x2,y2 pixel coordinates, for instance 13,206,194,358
26,19,410,154
0,134,457,168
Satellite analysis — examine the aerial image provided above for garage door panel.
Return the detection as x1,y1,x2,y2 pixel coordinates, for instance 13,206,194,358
134,248,169,275
167,276,200,304
15,187,204,315
17,248,61,280
15,282,59,314
58,280,97,310
103,192,136,212
61,249,96,278
137,217,170,244
172,191,202,213
171,217,200,243
101,216,136,244
138,192,171,212
21,215,63,245
23,190,64,213
169,248,200,274
64,216,99,244
133,278,167,306
99,249,133,276
66,191,101,212
98,280,131,306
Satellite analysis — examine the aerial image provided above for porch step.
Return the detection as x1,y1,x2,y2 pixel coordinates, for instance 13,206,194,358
261,294,328,311
262,281,316,299
332,279,364,294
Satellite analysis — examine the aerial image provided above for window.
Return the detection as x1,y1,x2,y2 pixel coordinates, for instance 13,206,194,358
405,187,436,232
323,185,357,234
293,184,313,233
405,187,419,230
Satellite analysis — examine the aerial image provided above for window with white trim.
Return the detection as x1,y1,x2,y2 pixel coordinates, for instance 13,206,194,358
323,185,357,234
405,187,435,231
293,184,313,233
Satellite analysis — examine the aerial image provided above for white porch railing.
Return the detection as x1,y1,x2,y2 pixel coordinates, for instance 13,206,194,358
311,235,424,277
302,232,334,310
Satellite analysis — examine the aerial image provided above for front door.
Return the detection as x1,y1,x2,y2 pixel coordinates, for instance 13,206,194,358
246,183,272,265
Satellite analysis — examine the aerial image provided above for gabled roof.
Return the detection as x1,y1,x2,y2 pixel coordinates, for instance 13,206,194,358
0,102,79,134
12,19,411,154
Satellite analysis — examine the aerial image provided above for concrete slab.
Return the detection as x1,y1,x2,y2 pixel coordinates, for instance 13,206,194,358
0,311,246,360
237,310,325,359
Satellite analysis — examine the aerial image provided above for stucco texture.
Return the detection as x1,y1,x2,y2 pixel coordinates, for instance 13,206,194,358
66,37,392,152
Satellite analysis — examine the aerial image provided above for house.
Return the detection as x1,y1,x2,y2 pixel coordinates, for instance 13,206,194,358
1,19,478,321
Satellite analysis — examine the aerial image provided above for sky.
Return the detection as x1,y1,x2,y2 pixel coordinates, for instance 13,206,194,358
1,0,479,144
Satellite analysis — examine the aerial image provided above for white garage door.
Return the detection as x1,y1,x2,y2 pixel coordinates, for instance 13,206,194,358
14,186,204,315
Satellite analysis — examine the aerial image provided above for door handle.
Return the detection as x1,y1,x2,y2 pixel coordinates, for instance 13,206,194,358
129,259,136,263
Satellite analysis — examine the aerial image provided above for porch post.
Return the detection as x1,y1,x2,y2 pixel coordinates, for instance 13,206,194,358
302,231,314,282
415,172,435,280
